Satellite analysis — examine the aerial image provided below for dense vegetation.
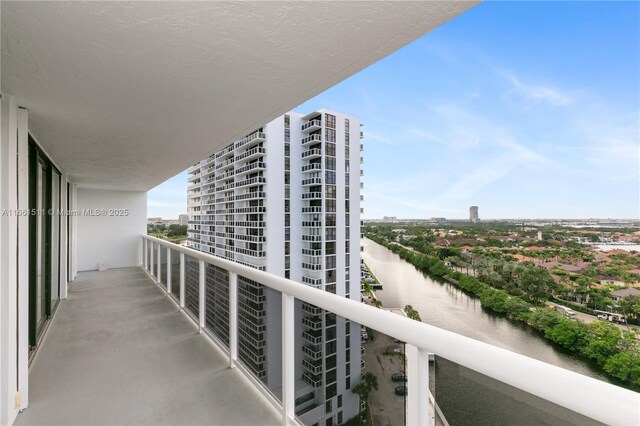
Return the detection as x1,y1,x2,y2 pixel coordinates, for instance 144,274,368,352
147,224,187,244
367,233,640,388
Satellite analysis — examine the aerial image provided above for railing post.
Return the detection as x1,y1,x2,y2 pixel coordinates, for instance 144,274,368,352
179,252,185,312
229,271,238,368
150,241,154,276
406,344,430,426
198,259,205,333
142,238,147,270
156,242,162,283
166,248,172,295
282,293,295,425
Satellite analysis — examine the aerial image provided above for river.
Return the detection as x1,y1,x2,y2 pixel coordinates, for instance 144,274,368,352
361,238,624,425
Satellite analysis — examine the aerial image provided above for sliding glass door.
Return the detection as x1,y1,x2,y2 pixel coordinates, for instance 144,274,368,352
29,135,61,350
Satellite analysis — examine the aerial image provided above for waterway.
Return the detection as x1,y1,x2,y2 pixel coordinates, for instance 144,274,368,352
361,238,625,425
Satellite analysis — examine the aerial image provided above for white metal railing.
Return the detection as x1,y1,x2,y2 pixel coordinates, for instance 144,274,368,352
141,235,639,426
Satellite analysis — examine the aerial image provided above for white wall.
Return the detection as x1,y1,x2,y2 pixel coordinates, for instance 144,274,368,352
77,189,146,271
0,95,30,425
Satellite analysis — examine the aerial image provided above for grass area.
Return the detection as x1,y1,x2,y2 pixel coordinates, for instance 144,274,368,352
363,263,381,285
148,232,186,245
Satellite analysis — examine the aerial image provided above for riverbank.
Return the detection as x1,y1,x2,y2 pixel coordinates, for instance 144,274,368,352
366,235,640,390
362,263,383,290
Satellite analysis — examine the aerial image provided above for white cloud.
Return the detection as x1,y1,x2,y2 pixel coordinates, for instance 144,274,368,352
364,131,394,145
498,68,571,106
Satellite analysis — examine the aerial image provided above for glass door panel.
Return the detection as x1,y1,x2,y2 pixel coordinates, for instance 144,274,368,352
34,159,48,342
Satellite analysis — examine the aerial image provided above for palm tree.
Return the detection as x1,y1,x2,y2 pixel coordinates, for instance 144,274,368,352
352,372,379,417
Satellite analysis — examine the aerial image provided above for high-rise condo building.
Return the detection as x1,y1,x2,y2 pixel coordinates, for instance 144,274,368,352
186,109,363,425
469,205,479,223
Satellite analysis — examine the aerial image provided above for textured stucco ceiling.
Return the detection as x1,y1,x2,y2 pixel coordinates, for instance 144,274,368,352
2,1,477,190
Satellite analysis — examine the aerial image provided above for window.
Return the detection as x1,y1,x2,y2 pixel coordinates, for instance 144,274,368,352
325,242,336,254
326,113,336,129
325,400,332,414
326,368,337,384
325,157,336,171
325,199,336,212
325,228,336,241
325,129,336,143
325,185,336,199
325,141,336,156
326,383,337,399
326,214,336,227
284,114,290,128
326,269,336,283
325,171,336,184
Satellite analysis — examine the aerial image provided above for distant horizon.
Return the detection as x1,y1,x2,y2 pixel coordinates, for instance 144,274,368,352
365,217,640,222
147,214,639,222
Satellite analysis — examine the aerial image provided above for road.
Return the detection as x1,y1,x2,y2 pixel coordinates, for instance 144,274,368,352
546,301,639,332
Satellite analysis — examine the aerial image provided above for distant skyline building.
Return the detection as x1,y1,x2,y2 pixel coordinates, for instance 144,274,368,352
469,206,479,223
178,214,188,226
186,109,362,425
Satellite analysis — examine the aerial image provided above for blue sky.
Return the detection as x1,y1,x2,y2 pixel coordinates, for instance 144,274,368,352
149,1,639,220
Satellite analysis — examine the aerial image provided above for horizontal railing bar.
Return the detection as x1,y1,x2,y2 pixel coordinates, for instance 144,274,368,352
141,235,639,425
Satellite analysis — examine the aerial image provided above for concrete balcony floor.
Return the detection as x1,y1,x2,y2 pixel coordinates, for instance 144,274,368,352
15,267,281,425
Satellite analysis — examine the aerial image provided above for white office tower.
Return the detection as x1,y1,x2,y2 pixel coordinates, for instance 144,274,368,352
187,109,363,425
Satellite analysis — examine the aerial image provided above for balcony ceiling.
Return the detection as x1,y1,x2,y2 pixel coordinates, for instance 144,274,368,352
2,1,477,191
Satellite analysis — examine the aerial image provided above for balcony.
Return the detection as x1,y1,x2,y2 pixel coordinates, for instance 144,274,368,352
301,133,322,146
13,267,280,426
4,2,638,423
301,148,322,160
301,119,322,133
301,192,322,200
301,163,322,173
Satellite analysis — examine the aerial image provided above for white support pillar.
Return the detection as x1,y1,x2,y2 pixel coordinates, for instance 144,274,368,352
59,173,69,300
229,272,238,368
166,248,172,295
198,259,205,333
156,242,161,283
406,344,430,426
281,293,295,425
179,253,185,311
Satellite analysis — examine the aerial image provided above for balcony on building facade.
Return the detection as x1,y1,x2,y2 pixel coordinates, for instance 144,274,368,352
301,119,322,133
301,133,322,146
301,148,322,160
301,163,322,173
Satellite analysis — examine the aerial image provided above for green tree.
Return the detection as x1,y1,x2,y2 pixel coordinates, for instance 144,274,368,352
404,305,422,322
352,372,379,413
516,266,553,305
619,296,640,321
604,352,640,385
545,320,589,352
583,321,623,366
